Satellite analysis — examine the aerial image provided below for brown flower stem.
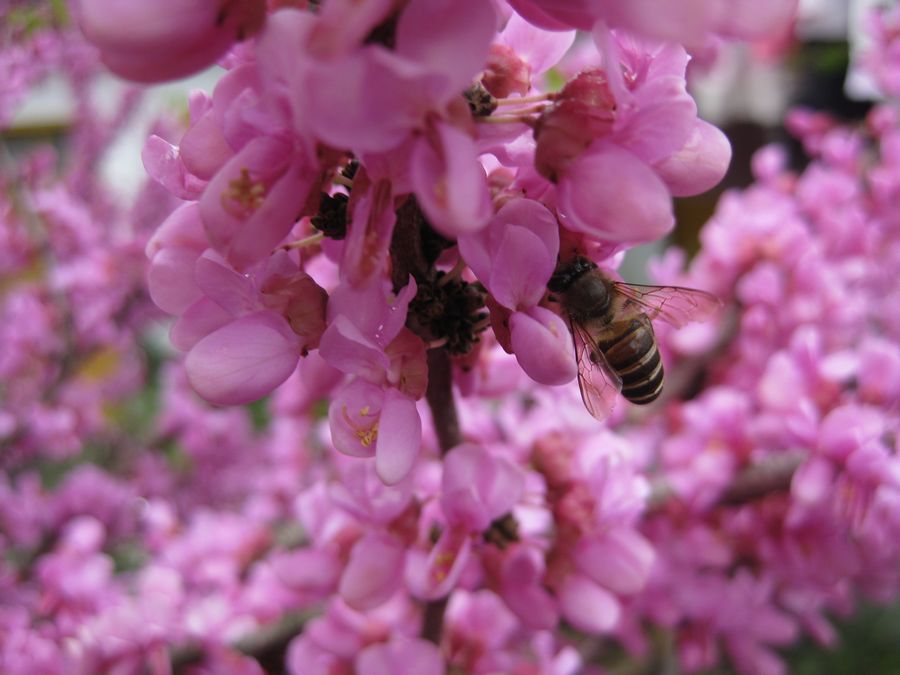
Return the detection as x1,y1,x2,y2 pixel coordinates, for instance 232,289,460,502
420,347,463,646
388,196,462,646
425,347,462,457
421,595,450,646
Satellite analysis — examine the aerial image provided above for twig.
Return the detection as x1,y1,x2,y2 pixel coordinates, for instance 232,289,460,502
170,608,316,672
647,452,804,512
716,451,804,506
425,348,461,458
421,595,450,647
420,347,461,645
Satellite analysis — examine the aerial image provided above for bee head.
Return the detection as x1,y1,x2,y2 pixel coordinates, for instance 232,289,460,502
547,256,597,293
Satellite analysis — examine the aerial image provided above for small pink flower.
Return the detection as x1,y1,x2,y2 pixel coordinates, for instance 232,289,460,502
328,381,423,485
199,135,318,270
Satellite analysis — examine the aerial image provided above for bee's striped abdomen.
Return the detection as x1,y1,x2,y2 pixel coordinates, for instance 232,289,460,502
597,315,664,405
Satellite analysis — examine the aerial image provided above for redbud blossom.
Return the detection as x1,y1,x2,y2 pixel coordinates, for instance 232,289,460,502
76,0,266,82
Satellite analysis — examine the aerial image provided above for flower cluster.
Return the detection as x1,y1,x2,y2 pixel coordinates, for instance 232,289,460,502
4,1,900,675
862,3,900,99
630,110,900,674
136,0,740,489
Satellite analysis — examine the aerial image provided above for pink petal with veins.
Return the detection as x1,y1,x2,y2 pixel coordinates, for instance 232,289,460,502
318,315,390,382
200,136,314,270
489,226,555,310
193,252,258,316
459,198,558,297
499,12,576,75
145,203,207,260
185,310,299,405
142,135,205,200
327,277,417,350
170,297,232,352
655,119,732,196
180,112,234,181
557,143,674,243
617,72,696,165
302,47,433,154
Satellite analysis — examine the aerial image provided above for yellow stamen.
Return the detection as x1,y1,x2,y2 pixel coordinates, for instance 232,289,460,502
280,232,325,251
222,167,266,218
341,405,379,448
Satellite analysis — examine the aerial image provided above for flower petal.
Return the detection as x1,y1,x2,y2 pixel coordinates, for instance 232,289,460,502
557,572,622,634
339,534,405,611
574,528,655,595
185,311,299,405
375,390,422,485
654,119,732,197
411,122,492,237
509,307,577,385
557,143,674,243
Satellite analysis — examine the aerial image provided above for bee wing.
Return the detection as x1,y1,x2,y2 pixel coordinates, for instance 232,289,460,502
570,317,623,421
612,282,722,329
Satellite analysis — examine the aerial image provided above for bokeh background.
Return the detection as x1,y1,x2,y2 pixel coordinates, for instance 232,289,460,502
2,0,899,672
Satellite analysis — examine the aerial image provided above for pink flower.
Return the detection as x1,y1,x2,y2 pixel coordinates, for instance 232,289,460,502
75,0,266,82
160,251,327,405
328,381,423,484
535,30,730,243
458,198,576,385
199,135,319,270
862,4,900,98
492,543,558,630
506,0,797,46
320,278,426,484
441,443,525,531
356,637,443,675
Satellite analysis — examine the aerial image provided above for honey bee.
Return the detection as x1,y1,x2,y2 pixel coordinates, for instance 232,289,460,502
548,257,721,420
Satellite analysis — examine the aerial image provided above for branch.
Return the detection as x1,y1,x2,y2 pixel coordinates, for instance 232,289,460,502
171,608,316,672
389,195,462,646
716,451,803,506
420,347,463,645
425,348,462,457
648,452,804,512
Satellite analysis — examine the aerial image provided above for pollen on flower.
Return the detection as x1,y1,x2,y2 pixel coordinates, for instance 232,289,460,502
431,551,456,582
222,167,266,218
342,405,379,448
432,178,448,208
